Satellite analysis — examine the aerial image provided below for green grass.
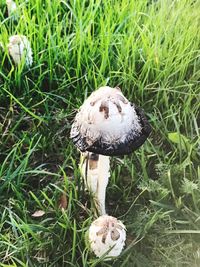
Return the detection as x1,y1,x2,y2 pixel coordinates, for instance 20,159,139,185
0,0,200,266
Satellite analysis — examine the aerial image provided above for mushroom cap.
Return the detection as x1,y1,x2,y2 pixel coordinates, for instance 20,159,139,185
88,215,126,258
6,0,17,11
8,35,33,67
70,86,151,156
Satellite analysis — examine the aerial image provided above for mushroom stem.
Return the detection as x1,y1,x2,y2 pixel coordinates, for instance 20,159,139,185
96,154,110,215
80,152,110,215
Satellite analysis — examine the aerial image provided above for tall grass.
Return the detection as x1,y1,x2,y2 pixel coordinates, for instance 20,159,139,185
0,0,200,266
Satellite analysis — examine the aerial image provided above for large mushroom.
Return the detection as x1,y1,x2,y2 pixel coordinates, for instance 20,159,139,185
70,86,151,215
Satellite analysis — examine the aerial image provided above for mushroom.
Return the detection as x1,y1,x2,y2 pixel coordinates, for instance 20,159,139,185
8,35,33,67
6,0,18,20
87,215,126,259
70,86,151,215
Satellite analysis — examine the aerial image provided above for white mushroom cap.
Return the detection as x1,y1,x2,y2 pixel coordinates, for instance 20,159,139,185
70,86,151,156
6,0,17,17
8,35,33,67
88,215,126,259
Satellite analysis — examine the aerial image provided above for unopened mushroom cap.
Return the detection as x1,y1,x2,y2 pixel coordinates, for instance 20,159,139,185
6,0,17,12
8,35,33,67
88,215,126,258
70,86,151,156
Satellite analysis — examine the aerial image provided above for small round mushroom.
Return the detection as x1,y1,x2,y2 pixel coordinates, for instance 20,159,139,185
6,0,18,18
8,35,33,67
88,215,126,258
70,86,151,156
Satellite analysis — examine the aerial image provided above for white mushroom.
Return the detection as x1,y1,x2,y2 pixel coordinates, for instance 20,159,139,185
8,35,33,67
71,86,151,215
80,152,110,215
88,215,126,259
6,0,18,19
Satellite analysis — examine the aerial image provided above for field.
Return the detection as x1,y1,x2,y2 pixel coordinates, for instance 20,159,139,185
0,0,200,266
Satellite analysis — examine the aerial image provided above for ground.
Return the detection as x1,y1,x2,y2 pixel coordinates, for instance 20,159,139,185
0,0,200,266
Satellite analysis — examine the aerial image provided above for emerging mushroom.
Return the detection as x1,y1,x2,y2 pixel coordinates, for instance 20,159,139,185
70,86,151,215
6,0,18,20
87,215,126,259
8,35,33,67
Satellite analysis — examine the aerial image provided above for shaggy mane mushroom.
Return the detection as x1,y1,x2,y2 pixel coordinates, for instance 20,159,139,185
70,86,151,215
